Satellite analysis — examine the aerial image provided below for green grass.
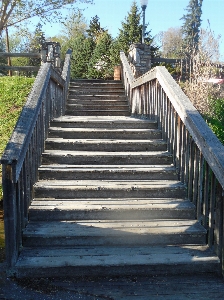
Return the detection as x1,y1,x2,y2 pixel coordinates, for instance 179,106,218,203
0,76,35,200
204,98,224,145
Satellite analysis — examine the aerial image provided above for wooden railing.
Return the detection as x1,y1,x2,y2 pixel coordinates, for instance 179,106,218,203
0,52,41,73
1,49,72,269
120,51,224,275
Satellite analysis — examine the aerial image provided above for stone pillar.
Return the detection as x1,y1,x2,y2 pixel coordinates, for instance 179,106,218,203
128,43,151,78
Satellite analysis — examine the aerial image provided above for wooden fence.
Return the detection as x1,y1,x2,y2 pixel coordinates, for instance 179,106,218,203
1,49,72,269
0,52,41,73
120,51,224,275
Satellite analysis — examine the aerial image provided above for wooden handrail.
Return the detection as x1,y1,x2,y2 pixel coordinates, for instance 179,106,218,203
1,49,72,269
120,51,224,275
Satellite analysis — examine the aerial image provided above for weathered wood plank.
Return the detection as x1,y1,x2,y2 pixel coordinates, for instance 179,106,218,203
0,52,41,58
15,245,219,278
0,66,40,71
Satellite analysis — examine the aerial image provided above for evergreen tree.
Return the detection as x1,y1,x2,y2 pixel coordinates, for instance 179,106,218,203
70,34,94,78
117,1,142,54
87,31,113,79
28,23,46,67
113,1,156,65
181,0,203,54
86,15,105,45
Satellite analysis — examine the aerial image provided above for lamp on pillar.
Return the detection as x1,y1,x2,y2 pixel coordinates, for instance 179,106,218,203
140,0,148,44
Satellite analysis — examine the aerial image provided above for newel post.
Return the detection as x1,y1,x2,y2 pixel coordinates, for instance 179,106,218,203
128,43,151,78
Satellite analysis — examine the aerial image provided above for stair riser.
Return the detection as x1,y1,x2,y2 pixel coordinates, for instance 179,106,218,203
66,105,129,111
38,170,177,180
48,131,162,140
65,111,130,116
70,79,122,84
69,90,125,95
68,95,127,100
67,100,127,105
50,121,158,129
29,209,195,221
45,142,167,152
23,233,206,248
34,187,186,199
15,262,220,279
41,155,173,165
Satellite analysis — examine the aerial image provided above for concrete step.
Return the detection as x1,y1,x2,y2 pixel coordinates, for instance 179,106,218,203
38,165,177,180
45,138,167,152
34,179,186,199
15,245,220,278
70,79,123,84
41,150,173,165
22,219,207,247
68,94,127,100
65,110,131,116
29,198,196,221
50,116,158,129
48,127,162,139
69,89,125,95
67,99,128,105
66,104,130,111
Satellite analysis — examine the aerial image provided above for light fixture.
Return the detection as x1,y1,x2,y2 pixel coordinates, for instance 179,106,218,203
140,0,148,43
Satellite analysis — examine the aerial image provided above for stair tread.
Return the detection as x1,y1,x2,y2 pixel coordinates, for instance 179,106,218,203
23,219,206,236
38,164,175,170
42,150,170,156
35,179,184,188
30,198,195,210
16,245,219,269
49,127,159,132
52,116,156,123
45,138,166,143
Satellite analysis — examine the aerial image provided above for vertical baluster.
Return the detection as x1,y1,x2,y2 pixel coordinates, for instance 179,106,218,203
23,155,29,225
197,152,204,222
180,122,186,183
187,137,195,202
151,81,155,120
176,116,182,180
19,166,25,230
203,161,210,230
214,183,223,264
192,146,200,209
173,111,178,169
146,82,149,117
157,82,161,130
167,99,171,153
16,176,22,252
184,130,190,187
162,91,167,142
161,88,167,141
208,172,216,247
170,105,175,156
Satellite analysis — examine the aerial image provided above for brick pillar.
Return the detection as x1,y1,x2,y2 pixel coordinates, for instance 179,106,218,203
128,43,151,78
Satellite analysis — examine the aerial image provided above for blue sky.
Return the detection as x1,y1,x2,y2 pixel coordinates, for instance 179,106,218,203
42,0,224,60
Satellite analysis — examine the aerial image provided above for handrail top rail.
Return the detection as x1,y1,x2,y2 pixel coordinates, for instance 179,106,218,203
1,63,65,171
120,51,224,189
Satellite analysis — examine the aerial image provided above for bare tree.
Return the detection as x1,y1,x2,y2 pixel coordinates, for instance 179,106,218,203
0,0,92,35
159,27,184,58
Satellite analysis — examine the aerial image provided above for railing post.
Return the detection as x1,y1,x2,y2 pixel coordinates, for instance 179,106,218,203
2,164,18,268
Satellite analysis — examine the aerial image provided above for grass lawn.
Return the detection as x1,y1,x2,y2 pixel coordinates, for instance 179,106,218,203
0,76,35,255
0,76,35,200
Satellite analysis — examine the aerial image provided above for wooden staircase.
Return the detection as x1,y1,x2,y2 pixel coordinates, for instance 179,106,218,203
15,79,219,278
